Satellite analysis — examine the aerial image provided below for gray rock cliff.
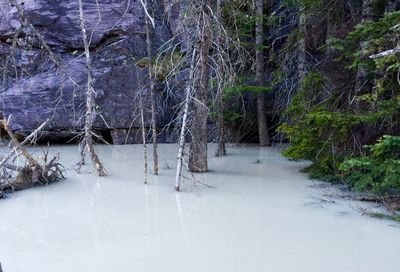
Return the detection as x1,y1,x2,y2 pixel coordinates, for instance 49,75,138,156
0,0,175,143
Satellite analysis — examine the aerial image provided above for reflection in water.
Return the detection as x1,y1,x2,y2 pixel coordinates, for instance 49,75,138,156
175,192,195,267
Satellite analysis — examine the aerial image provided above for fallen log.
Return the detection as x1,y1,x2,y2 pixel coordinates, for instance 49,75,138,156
0,118,65,198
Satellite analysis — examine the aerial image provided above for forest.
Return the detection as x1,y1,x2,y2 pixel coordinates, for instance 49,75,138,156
0,0,400,271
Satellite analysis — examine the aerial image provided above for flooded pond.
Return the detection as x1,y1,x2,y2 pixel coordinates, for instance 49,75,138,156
0,144,399,272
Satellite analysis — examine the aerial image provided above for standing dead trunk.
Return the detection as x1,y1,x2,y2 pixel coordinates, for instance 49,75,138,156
298,4,307,83
77,0,107,176
215,0,227,157
189,0,212,173
175,51,197,191
255,0,271,146
139,93,148,184
143,0,159,175
215,100,227,156
354,0,375,112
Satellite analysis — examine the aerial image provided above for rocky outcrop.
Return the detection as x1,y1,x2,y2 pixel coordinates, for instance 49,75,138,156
0,0,175,143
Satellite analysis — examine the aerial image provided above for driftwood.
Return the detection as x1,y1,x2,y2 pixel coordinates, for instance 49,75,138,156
0,118,65,198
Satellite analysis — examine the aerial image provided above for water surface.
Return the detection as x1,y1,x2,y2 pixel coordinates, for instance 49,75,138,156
0,144,399,272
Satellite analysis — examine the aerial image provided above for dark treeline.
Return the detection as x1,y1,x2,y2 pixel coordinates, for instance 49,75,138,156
264,0,400,200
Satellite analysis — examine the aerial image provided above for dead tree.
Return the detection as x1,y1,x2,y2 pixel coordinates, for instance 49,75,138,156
215,0,227,157
188,0,212,173
141,0,159,175
255,0,271,146
139,92,149,184
297,3,307,83
77,0,107,176
175,50,197,191
160,0,243,190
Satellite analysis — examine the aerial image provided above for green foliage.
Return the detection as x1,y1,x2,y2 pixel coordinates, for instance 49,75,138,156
330,11,400,72
340,136,400,194
279,109,361,181
279,10,400,186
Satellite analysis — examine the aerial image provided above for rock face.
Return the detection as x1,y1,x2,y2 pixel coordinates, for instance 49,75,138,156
0,0,175,143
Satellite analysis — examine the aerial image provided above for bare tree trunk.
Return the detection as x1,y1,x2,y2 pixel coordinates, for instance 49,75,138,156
189,0,212,172
143,0,159,175
215,0,227,157
175,50,197,191
298,4,307,83
354,0,375,112
255,0,271,146
215,100,227,156
139,93,148,184
320,0,341,102
77,0,107,176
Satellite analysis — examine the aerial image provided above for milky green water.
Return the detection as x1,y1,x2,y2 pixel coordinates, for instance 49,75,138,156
0,144,399,272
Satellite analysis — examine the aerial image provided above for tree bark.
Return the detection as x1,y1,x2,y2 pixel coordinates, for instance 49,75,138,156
255,0,271,146
189,0,212,173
